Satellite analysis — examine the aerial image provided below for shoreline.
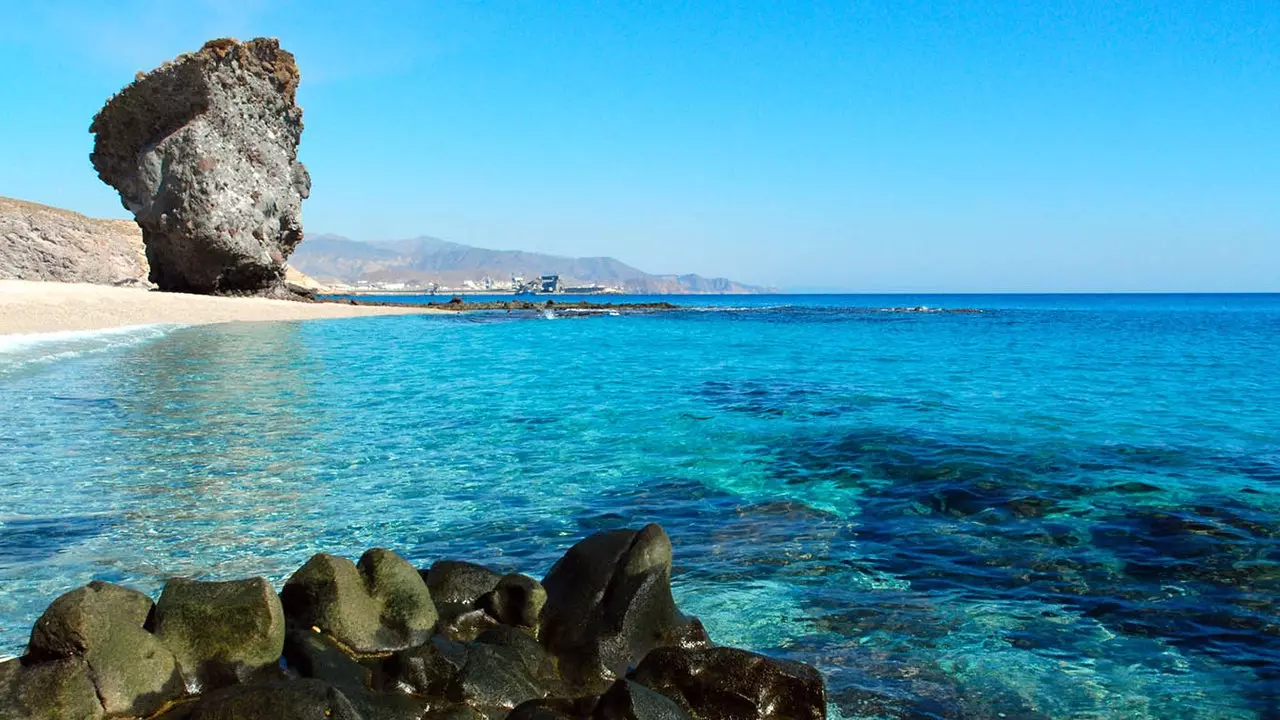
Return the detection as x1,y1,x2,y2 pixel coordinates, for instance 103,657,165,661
0,280,447,336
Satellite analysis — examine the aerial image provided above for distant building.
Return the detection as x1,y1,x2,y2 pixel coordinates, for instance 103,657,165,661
539,274,560,293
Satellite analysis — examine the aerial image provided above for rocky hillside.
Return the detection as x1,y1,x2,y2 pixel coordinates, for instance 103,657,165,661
292,234,772,294
1,196,325,291
0,196,150,286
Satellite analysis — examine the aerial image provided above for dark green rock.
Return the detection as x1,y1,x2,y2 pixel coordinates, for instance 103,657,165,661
379,628,559,716
154,577,285,691
480,574,546,629
507,698,583,720
441,608,501,643
593,679,688,720
156,679,361,720
0,656,104,720
426,706,489,720
377,636,468,696
630,647,826,720
281,548,438,653
25,581,184,717
284,627,428,720
284,626,373,689
426,561,503,607
541,525,709,692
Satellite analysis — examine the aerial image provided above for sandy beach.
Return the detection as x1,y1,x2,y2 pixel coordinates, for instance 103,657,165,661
0,280,440,335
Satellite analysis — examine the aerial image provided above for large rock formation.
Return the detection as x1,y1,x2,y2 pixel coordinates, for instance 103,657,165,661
0,196,149,286
0,527,828,720
89,38,311,295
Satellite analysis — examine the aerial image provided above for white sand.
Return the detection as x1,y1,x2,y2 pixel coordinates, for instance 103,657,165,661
0,280,441,335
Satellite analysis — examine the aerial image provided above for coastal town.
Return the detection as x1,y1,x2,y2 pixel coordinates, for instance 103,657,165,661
325,273,627,295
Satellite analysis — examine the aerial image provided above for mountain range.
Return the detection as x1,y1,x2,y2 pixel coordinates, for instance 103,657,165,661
290,234,772,294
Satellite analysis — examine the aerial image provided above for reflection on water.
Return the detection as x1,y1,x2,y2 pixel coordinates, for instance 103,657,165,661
1,297,1278,718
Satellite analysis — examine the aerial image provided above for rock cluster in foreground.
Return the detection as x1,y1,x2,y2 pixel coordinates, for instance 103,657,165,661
0,525,825,720
90,38,311,296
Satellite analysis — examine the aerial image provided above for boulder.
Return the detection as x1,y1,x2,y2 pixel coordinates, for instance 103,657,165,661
281,549,438,654
593,680,689,720
25,580,184,717
284,627,428,720
155,679,360,720
89,37,311,295
153,577,285,691
284,626,373,690
0,656,104,720
540,525,708,691
479,574,547,630
506,699,582,720
426,561,504,608
629,647,826,720
426,560,505,636
440,607,502,643
379,627,559,715
377,635,468,697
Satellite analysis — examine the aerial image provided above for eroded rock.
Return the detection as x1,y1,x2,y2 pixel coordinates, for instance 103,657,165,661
281,548,438,653
90,37,310,295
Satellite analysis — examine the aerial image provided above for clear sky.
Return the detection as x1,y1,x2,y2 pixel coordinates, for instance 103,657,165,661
1,1,1276,291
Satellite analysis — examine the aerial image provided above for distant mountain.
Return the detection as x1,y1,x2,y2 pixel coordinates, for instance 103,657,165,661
290,234,773,294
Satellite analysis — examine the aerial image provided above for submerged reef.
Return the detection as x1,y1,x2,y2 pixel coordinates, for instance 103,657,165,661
90,38,310,296
0,525,826,720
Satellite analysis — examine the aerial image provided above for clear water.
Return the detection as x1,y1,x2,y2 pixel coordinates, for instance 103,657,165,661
1,295,1277,719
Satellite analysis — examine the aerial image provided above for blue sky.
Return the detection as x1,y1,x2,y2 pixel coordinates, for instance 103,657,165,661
1,1,1277,291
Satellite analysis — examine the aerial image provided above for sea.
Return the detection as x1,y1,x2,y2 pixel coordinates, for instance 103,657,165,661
1,294,1277,719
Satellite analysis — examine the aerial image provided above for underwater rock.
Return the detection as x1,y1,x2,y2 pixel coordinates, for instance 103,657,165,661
281,548,438,653
25,581,184,717
153,577,285,691
541,524,709,692
89,38,310,295
630,646,826,720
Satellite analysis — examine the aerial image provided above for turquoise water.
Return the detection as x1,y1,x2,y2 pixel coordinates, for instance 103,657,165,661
1,295,1277,719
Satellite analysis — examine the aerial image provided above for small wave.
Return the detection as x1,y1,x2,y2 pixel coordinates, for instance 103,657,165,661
0,324,179,373
686,305,792,312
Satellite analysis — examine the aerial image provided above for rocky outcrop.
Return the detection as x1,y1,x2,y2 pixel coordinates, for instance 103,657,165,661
0,196,149,286
0,527,827,720
90,37,311,295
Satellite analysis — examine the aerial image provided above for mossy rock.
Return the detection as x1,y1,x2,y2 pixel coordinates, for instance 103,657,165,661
154,577,285,691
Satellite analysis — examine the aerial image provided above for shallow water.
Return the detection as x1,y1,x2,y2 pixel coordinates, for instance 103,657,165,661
1,295,1277,718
